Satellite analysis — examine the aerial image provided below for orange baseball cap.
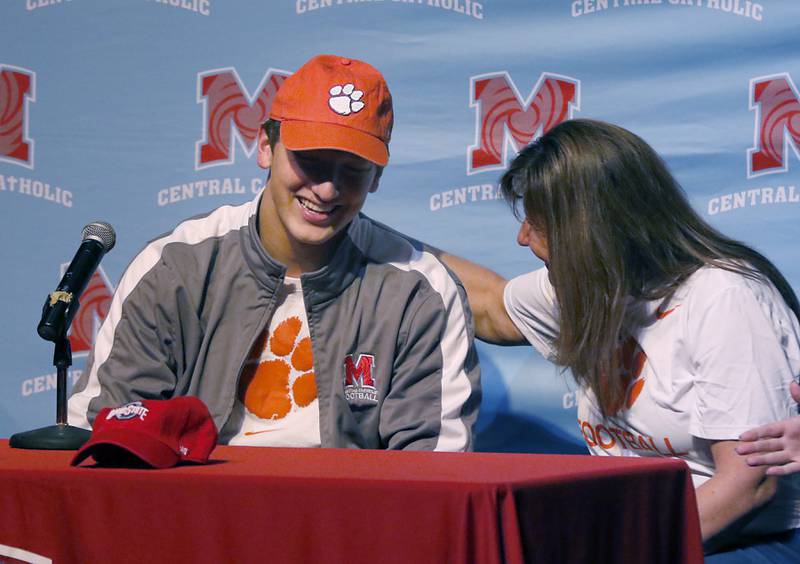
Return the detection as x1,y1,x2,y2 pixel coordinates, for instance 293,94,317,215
269,54,393,166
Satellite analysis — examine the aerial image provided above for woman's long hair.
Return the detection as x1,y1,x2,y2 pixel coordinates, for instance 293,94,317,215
500,119,800,416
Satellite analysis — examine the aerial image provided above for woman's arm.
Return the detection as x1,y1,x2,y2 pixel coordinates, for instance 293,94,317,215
696,439,778,548
685,275,798,549
437,251,526,346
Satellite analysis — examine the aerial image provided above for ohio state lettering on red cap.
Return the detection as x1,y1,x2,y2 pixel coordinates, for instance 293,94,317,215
71,396,218,469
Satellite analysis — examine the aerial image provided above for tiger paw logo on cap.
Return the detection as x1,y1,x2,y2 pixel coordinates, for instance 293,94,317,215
268,54,393,166
328,84,364,115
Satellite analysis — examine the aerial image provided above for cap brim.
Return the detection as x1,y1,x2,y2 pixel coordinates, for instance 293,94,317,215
71,428,180,469
280,120,389,166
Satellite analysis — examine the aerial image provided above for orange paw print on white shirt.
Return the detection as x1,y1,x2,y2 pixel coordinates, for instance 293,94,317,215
238,317,317,420
614,306,679,412
618,336,647,410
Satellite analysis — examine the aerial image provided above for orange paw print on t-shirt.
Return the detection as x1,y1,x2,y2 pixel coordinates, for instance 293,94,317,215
238,317,318,420
618,336,647,410
619,306,678,410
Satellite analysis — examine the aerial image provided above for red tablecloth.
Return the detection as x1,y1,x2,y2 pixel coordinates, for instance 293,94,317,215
0,440,702,564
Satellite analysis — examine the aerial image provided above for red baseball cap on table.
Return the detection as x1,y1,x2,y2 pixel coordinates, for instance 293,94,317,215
71,396,218,469
269,54,394,166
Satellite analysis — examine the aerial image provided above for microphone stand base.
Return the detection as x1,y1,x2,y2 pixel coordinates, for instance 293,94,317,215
9,424,91,450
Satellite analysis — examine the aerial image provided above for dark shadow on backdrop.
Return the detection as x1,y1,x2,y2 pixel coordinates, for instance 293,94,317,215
473,347,587,455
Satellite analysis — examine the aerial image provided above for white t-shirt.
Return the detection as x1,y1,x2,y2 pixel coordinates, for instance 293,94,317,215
223,277,321,447
504,265,800,534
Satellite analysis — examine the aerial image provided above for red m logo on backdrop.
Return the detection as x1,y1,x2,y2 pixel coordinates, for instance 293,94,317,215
468,72,579,175
748,73,800,178
62,266,115,355
195,67,290,170
0,64,35,169
344,353,376,389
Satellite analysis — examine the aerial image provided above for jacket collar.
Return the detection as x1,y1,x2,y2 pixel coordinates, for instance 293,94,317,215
241,189,366,305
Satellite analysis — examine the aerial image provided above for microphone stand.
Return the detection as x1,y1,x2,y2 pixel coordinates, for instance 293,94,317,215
10,300,91,450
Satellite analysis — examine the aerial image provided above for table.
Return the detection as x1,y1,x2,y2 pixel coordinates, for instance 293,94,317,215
0,440,702,563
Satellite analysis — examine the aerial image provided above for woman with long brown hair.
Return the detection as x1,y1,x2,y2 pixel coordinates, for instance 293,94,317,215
443,119,800,561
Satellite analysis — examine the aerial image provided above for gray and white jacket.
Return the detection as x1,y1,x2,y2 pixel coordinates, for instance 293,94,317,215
68,191,481,451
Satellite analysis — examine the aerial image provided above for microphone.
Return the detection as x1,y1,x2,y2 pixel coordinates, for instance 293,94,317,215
37,221,116,342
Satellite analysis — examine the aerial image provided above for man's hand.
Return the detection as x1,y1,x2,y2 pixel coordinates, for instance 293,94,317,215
736,381,800,476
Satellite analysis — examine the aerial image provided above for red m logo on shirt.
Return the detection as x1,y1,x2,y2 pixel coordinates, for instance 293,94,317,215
344,353,376,389
468,71,579,174
195,67,290,170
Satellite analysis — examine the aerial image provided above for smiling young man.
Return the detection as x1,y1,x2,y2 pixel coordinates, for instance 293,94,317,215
68,54,481,451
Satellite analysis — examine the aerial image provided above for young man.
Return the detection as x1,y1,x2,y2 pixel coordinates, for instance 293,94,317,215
68,54,480,451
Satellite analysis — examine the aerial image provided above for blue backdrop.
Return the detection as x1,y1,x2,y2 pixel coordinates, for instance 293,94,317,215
2,0,798,454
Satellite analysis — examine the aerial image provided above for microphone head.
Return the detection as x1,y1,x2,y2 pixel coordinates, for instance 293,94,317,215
82,221,116,252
